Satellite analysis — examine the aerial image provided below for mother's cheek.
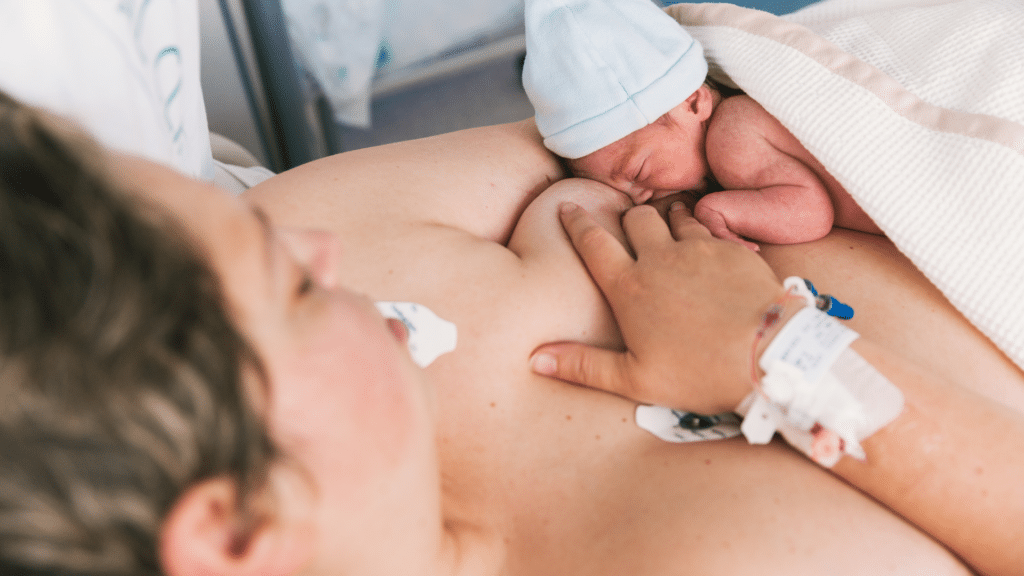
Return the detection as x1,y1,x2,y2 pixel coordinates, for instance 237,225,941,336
265,329,422,486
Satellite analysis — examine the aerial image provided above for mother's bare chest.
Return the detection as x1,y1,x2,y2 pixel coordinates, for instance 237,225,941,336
343,228,968,576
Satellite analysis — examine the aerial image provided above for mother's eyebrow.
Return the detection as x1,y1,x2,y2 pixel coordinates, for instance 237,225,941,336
250,204,276,273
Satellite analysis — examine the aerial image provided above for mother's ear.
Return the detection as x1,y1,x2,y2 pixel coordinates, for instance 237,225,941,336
159,476,313,576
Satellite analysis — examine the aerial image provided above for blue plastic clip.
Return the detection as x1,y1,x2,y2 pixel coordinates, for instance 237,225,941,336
802,279,854,320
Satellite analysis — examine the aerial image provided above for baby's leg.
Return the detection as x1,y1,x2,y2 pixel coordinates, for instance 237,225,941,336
694,184,834,250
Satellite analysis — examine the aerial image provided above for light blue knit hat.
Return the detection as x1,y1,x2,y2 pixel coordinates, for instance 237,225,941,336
523,0,708,159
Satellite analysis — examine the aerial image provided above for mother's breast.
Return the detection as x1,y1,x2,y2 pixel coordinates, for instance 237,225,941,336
409,181,969,575
416,178,644,505
421,177,637,440
293,171,974,574
464,192,984,574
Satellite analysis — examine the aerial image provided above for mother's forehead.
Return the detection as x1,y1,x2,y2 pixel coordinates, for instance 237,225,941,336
107,152,273,294
111,153,251,230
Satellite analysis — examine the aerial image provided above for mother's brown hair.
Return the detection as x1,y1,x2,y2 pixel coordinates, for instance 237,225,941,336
0,91,275,576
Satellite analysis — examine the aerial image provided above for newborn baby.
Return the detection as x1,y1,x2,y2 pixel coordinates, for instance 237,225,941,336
569,82,882,250
523,0,882,250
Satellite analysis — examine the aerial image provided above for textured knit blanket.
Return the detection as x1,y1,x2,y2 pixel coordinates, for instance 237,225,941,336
666,0,1024,370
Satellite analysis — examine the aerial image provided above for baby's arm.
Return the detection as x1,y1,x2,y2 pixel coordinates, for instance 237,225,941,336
698,96,834,250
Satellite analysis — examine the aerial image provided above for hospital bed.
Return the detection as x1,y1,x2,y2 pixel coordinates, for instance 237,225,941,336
204,0,329,172
204,0,526,170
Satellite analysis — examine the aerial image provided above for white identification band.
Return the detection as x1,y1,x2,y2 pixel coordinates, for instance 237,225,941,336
737,278,904,467
375,301,457,367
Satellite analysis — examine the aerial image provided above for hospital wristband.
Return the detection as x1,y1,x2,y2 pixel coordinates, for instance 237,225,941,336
737,278,905,467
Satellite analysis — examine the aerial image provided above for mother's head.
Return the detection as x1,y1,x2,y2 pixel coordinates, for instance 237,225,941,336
0,93,446,576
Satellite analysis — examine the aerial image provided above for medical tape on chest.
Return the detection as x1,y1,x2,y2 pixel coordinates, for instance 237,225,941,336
375,301,457,367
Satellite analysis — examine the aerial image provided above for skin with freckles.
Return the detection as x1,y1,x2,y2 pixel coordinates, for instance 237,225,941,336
231,119,1021,575
533,197,1024,576
570,85,883,250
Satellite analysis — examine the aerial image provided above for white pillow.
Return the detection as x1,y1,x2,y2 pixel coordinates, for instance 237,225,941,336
0,0,214,180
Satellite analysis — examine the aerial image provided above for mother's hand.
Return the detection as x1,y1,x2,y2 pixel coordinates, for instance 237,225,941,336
530,201,785,414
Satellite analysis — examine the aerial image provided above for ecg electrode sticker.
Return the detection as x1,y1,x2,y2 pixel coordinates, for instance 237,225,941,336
375,301,457,367
635,405,742,442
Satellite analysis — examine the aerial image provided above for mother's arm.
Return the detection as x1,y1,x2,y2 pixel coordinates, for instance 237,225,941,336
532,202,1024,576
243,120,565,245
834,338,1024,576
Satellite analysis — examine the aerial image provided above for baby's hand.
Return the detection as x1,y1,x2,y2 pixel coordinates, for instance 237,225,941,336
692,204,760,251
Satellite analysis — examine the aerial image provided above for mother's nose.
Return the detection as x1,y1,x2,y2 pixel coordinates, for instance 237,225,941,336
279,228,343,289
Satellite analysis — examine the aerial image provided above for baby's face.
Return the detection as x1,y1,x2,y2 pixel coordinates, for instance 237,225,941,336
570,113,711,204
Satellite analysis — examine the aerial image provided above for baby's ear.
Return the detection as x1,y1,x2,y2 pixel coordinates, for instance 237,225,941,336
684,84,716,122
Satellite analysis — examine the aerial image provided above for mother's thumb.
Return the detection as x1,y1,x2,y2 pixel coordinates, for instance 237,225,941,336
530,343,630,395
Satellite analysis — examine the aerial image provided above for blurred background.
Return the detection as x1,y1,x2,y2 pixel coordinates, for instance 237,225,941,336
201,0,821,171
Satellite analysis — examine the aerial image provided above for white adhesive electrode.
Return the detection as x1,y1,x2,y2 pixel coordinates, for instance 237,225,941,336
375,301,457,367
635,405,742,442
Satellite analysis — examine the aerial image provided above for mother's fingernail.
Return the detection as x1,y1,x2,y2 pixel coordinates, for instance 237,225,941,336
531,352,557,375
559,202,579,214
670,202,685,211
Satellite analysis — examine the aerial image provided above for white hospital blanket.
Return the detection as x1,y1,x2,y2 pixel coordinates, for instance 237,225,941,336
666,0,1024,370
